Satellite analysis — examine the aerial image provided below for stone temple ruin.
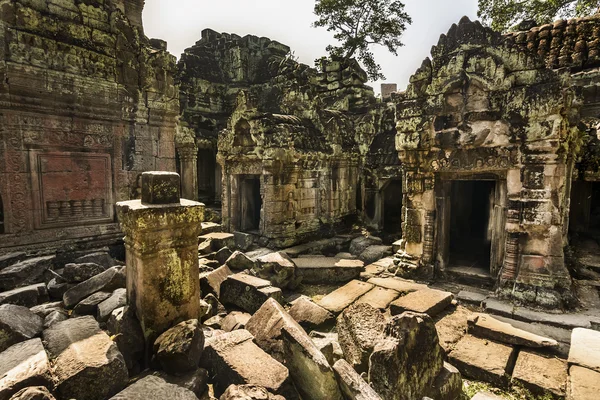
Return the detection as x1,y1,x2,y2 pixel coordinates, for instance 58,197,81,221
1,1,600,400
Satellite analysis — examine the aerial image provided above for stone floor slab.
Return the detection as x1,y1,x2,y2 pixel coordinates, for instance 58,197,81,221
568,327,600,373
568,365,600,400
512,351,567,397
468,313,558,348
318,280,374,314
355,286,400,310
390,288,453,317
367,277,427,293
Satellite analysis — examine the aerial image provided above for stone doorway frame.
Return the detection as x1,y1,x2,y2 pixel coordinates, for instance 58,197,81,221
434,172,507,279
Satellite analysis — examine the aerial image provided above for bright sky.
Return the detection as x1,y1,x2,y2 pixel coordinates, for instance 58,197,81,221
143,0,479,93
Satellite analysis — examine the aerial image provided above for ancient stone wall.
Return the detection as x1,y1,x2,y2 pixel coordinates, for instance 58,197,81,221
0,0,179,253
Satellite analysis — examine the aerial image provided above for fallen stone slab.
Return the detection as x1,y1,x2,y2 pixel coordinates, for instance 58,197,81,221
199,232,235,251
435,305,472,353
511,351,567,397
0,252,27,270
245,298,341,400
318,280,374,314
224,251,256,271
109,374,198,400
0,284,49,307
568,365,600,400
47,279,72,301
153,319,204,375
73,291,112,316
152,368,208,398
294,257,363,284
448,335,516,387
355,286,400,309
8,386,56,400
215,247,233,265
200,329,297,398
43,310,68,329
254,252,298,289
63,266,125,309
0,339,53,400
0,256,55,291
220,311,251,332
310,331,344,366
333,359,382,400
201,221,222,234
30,302,64,318
359,245,392,264
0,304,43,352
107,306,144,372
468,313,558,348
73,252,116,269
288,296,334,330
43,315,128,400
337,302,385,373
457,290,487,306
220,384,285,400
200,265,233,298
390,288,453,317
234,231,254,251
62,263,106,283
350,236,383,256
482,298,514,319
97,288,127,323
425,362,463,400
220,273,282,313
367,276,427,293
568,327,600,373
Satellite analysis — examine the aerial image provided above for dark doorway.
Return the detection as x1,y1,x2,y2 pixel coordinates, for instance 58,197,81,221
383,180,403,233
197,149,216,204
449,180,495,271
570,181,600,235
240,176,261,232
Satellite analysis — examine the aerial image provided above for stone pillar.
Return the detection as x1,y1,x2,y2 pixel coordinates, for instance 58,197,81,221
116,171,204,349
177,146,198,201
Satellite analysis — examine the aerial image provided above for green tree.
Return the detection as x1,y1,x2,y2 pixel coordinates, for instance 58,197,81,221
478,0,600,32
312,0,411,81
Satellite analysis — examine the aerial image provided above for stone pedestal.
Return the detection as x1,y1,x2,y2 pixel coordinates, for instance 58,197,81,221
177,146,199,201
116,171,204,350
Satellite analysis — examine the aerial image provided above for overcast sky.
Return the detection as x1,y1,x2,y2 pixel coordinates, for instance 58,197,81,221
143,0,479,93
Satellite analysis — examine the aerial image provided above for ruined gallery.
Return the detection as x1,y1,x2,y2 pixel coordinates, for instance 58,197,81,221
0,0,599,399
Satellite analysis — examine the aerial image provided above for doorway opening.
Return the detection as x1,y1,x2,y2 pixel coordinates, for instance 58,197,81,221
240,176,261,232
383,179,403,234
568,180,600,271
197,148,216,204
448,180,496,272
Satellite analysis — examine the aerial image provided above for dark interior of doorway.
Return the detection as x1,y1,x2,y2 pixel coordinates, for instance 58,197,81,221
197,148,216,204
449,180,495,272
383,180,403,234
241,177,261,233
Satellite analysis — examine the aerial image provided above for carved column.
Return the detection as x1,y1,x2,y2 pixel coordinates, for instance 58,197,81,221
116,171,204,351
177,146,198,201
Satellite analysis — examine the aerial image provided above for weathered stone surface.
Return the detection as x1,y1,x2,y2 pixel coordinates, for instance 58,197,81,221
47,279,72,301
200,329,296,398
294,257,363,283
221,311,251,332
568,327,600,373
367,277,427,293
204,293,227,319
0,304,43,352
110,374,198,400
234,231,255,251
225,251,257,271
369,312,447,400
468,313,558,348
350,236,383,256
254,252,298,288
200,265,233,297
337,302,385,373
63,266,125,308
0,284,49,307
425,362,462,400
43,310,68,329
512,351,567,397
8,386,56,400
0,256,55,291
220,384,285,400
97,288,127,322
0,253,27,271
310,331,344,366
200,232,235,251
568,365,600,400
435,305,472,353
359,245,393,264
245,298,341,400
43,316,128,400
389,288,453,317
29,302,63,319
216,247,234,265
107,306,144,372
457,290,487,306
153,319,204,375
318,280,374,313
470,392,504,400
220,273,282,313
154,368,209,397
355,286,400,309
74,252,116,269
333,359,383,400
141,171,181,204
62,263,106,283
288,296,335,330
0,339,52,400
448,335,516,387
73,291,112,316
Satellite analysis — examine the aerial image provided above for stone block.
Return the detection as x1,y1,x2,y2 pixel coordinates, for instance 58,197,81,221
199,232,235,251
367,277,427,293
0,304,43,352
294,257,363,284
63,266,125,308
153,319,204,375
359,245,393,264
215,247,233,265
220,273,282,313
468,313,558,348
568,327,600,373
97,288,127,323
220,311,251,332
109,375,198,400
568,365,600,400
73,291,112,316
63,263,106,283
43,316,128,400
512,351,567,397
0,284,49,307
309,331,344,366
457,290,487,306
448,335,516,387
333,358,383,399
107,306,144,372
200,329,297,398
234,231,254,250
288,296,334,330
425,362,462,400
8,386,56,400
73,252,116,269
390,288,453,317
225,251,257,271
254,252,298,288
355,286,400,309
141,171,181,204
200,265,233,298
318,280,374,314
0,339,52,400
0,256,55,291
220,385,285,400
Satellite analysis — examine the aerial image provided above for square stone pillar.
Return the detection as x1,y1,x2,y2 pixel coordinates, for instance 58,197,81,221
116,171,204,346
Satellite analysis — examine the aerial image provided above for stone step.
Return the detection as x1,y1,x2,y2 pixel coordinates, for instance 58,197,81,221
318,280,374,314
294,257,363,284
467,313,558,348
444,266,495,289
389,288,453,317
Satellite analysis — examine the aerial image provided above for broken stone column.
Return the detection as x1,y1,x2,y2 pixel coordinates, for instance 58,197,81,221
116,171,204,348
177,146,199,201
